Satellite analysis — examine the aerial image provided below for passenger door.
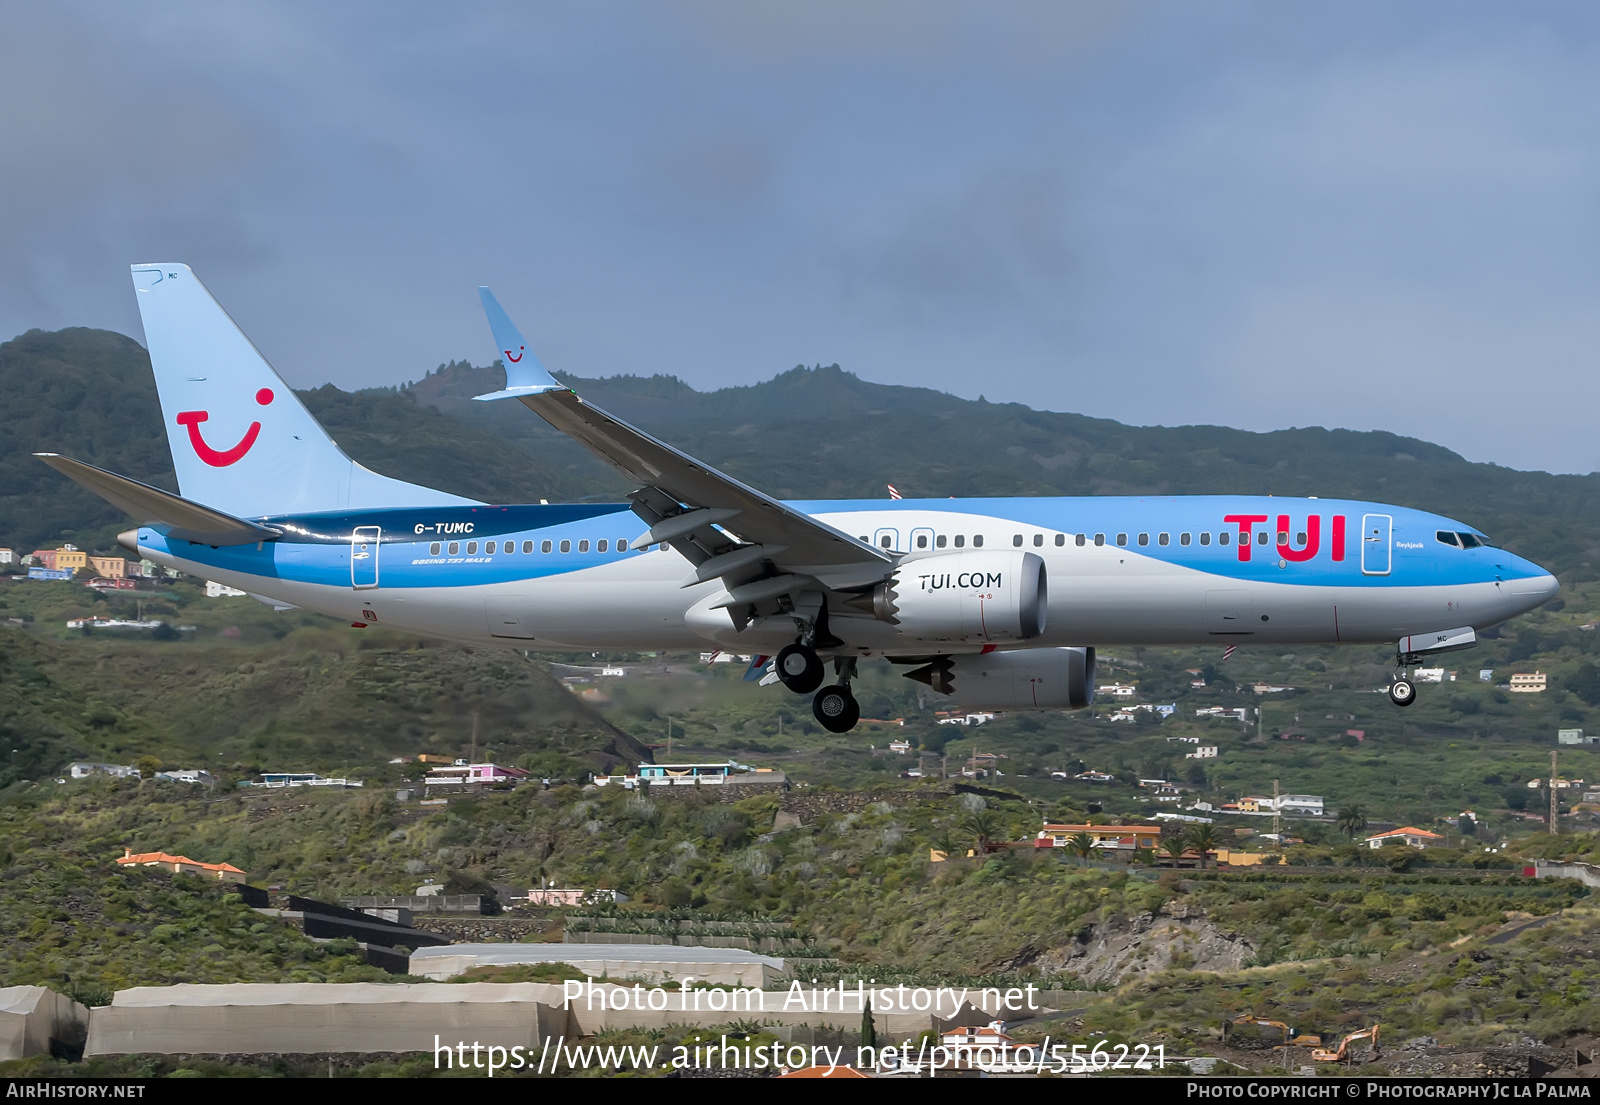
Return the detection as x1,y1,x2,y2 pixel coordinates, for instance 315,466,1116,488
1361,514,1392,576
351,527,380,589
873,526,901,553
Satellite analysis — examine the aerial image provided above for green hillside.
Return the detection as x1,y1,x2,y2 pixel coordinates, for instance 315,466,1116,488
4,327,1600,581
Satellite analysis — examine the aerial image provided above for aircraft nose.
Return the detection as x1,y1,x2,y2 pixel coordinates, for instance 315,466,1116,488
1508,570,1559,606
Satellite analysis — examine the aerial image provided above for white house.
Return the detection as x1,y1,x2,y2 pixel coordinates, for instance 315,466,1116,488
1276,794,1324,816
1366,827,1444,849
205,580,247,598
68,762,138,780
941,1021,1015,1047
1100,683,1137,698
1185,746,1219,759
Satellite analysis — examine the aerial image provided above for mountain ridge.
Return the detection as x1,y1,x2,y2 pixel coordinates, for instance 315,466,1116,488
2,328,1596,580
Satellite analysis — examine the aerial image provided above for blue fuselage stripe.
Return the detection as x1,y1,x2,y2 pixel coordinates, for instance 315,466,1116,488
139,495,1548,591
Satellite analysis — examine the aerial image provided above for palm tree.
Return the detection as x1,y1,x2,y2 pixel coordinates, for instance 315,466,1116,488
1066,831,1096,865
929,827,965,862
1160,836,1188,867
1336,805,1368,841
1188,824,1219,869
964,810,999,854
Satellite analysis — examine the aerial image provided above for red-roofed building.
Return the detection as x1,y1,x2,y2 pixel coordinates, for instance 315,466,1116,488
116,848,246,883
941,1021,1015,1047
779,1065,870,1078
1364,827,1445,850
1035,822,1160,851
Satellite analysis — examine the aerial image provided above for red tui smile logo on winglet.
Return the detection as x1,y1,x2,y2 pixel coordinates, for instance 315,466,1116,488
176,388,274,467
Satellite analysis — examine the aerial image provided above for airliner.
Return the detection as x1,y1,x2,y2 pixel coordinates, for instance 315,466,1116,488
35,264,1559,733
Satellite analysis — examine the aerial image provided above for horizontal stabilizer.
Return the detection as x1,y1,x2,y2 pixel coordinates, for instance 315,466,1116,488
34,453,279,546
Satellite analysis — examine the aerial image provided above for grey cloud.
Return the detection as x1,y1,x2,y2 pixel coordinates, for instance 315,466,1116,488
7,1,1600,472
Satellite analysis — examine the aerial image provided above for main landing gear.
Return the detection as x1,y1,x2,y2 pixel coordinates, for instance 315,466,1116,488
774,642,860,733
1388,678,1416,708
774,642,825,694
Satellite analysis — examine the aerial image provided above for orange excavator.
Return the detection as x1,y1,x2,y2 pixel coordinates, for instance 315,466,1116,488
1228,1014,1322,1048
1312,1024,1381,1063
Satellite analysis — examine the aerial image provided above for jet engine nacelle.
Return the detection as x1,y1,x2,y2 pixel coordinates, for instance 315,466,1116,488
870,551,1047,643
906,646,1096,710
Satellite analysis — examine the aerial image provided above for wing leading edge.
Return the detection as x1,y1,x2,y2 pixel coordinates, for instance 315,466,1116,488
473,288,894,633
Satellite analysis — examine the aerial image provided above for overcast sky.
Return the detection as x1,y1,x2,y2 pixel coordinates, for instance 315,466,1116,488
5,2,1600,473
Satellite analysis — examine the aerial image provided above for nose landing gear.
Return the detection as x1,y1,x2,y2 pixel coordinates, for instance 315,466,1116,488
1387,679,1416,708
1388,640,1426,708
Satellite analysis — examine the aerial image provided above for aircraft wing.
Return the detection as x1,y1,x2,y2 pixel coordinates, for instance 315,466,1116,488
473,289,894,618
34,453,280,546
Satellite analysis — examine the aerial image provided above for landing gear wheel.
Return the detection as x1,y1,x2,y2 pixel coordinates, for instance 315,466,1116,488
775,643,824,694
813,684,860,733
1388,679,1416,708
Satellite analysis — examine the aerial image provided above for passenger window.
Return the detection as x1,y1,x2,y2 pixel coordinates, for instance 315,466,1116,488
1013,534,1023,547
954,535,966,548
1180,533,1191,546
1258,531,1268,545
1296,532,1306,545
1436,530,1461,547
467,541,478,555
1137,533,1149,546
1457,533,1481,549
618,539,628,552
1276,531,1288,544
523,540,534,553
881,535,892,549
1199,532,1210,546
598,539,609,552
430,542,441,555
916,534,928,549
579,540,590,552
1219,532,1230,546
1094,534,1105,547
936,535,947,548
859,535,869,542
1076,533,1086,547
560,540,571,553
1158,533,1169,546
973,535,984,548
541,540,552,553
486,541,497,554
1116,533,1128,547
1054,534,1065,547
448,542,459,555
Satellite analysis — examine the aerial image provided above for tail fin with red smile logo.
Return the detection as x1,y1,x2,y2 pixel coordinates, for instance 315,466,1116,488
130,263,477,518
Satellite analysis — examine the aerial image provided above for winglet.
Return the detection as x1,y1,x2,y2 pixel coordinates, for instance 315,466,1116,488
475,287,565,401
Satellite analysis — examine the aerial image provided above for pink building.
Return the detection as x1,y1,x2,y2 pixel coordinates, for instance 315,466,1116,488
423,762,530,788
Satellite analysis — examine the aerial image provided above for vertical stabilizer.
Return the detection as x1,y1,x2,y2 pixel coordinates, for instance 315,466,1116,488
130,263,476,517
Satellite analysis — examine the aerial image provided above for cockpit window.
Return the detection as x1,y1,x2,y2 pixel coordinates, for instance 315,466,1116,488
1457,532,1484,549
1436,530,1461,548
